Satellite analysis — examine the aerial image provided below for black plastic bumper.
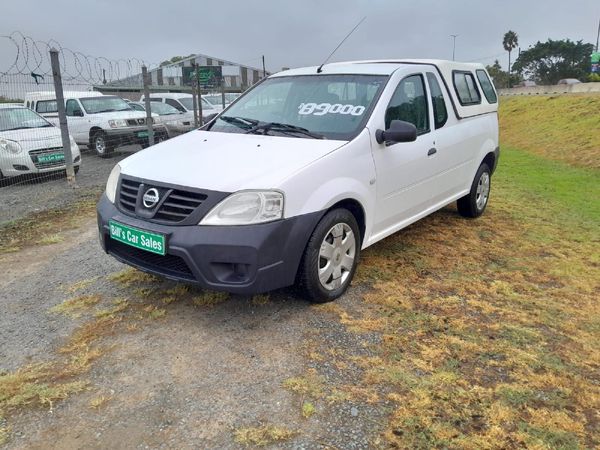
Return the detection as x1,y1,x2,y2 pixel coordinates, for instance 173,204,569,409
97,194,323,294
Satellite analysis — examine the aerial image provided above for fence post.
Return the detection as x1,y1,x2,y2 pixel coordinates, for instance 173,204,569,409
221,81,226,110
196,69,203,127
191,62,199,128
49,48,77,188
142,66,155,146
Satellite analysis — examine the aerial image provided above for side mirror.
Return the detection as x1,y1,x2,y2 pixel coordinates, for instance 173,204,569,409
375,120,417,145
73,110,84,117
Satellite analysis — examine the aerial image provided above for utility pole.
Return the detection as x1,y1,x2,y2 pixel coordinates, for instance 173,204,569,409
262,55,266,78
596,17,600,52
451,35,458,61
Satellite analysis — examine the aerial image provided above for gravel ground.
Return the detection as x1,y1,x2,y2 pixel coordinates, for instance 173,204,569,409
0,146,138,226
1,214,387,449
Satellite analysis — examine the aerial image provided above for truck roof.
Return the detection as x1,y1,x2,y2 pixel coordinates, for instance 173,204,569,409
24,91,105,101
273,59,486,76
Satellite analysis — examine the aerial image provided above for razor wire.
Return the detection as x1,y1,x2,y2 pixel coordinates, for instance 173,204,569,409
0,31,157,90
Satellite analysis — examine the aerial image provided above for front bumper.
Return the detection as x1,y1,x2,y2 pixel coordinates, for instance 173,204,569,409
0,150,81,178
97,194,323,294
103,126,169,148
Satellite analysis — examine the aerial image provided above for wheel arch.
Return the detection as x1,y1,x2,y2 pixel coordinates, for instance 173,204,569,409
481,146,500,174
89,126,104,145
327,198,366,246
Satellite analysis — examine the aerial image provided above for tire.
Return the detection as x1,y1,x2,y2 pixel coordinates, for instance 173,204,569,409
457,163,491,218
298,208,361,303
92,131,113,158
74,165,80,174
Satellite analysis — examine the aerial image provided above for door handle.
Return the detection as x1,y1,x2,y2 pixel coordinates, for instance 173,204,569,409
428,148,437,156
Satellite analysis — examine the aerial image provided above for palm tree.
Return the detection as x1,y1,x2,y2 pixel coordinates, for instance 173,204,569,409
503,31,519,88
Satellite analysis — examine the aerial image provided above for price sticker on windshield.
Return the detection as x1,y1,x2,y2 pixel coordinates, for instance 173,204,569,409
298,103,365,116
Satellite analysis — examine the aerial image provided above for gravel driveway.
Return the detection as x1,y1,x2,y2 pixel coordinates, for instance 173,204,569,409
0,212,386,449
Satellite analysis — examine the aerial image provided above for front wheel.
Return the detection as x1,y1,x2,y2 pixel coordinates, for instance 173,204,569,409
92,131,113,158
457,163,491,218
298,208,360,303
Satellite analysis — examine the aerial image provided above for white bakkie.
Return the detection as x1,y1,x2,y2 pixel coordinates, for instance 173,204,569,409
97,59,499,302
24,92,168,157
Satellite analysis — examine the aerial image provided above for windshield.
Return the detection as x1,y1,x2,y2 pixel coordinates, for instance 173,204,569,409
208,74,388,140
80,96,132,114
150,102,180,115
0,108,52,132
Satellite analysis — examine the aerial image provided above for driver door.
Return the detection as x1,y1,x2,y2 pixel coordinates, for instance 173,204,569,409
65,99,87,143
371,73,437,238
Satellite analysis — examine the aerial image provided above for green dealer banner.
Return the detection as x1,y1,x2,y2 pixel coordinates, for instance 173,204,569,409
182,65,223,88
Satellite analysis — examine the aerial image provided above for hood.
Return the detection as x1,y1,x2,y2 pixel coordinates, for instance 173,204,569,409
0,126,62,147
119,130,347,192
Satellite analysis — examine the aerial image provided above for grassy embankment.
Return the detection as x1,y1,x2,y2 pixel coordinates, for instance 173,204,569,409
315,93,599,448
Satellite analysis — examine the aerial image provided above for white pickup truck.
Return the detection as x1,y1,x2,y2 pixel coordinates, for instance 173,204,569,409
24,92,168,157
98,59,499,302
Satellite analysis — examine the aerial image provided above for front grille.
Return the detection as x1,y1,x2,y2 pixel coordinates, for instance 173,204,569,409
153,190,207,222
118,178,140,214
108,239,194,280
127,118,149,126
29,147,65,169
117,178,208,224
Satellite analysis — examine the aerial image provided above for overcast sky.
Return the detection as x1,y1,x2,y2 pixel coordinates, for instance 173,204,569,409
1,0,599,75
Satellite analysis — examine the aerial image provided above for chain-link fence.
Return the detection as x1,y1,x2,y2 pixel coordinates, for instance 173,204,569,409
0,32,259,201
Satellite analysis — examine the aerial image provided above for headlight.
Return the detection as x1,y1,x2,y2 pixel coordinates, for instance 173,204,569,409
0,138,22,154
200,190,284,225
109,119,127,128
105,164,121,203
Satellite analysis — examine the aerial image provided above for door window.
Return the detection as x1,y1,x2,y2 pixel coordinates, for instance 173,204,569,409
66,99,83,116
385,74,429,135
426,73,448,129
165,98,186,112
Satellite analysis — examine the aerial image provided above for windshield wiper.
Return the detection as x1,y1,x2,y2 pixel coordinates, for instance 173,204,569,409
95,109,117,113
246,122,324,139
219,116,259,129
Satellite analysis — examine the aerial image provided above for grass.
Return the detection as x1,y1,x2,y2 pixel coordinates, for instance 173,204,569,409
50,294,102,318
499,94,600,168
233,424,296,446
302,401,316,418
318,142,599,447
0,189,101,254
36,234,64,246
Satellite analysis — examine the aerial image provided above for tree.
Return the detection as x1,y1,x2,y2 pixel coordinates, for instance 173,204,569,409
512,39,594,85
502,31,519,87
486,60,521,89
159,54,195,67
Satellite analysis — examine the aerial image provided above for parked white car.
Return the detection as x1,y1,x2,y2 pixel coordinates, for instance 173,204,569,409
130,101,195,137
98,59,499,302
0,104,81,181
557,78,581,85
140,93,218,121
24,92,168,157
